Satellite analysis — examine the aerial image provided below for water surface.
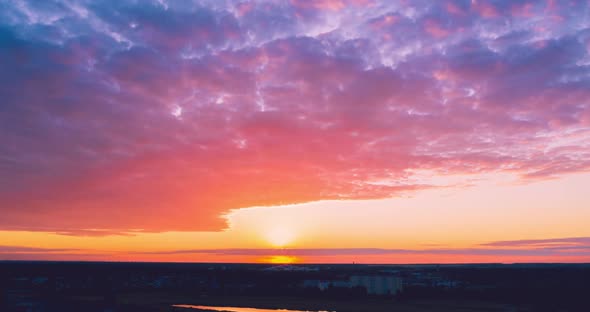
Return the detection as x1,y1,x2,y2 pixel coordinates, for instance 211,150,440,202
172,304,333,312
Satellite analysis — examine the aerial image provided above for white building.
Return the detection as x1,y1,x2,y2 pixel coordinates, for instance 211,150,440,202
302,279,329,290
303,275,403,296
349,275,403,295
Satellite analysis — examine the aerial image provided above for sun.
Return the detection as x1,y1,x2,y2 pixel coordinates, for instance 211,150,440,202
266,255,299,264
265,226,296,248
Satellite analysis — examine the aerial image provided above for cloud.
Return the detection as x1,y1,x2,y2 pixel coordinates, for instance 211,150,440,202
0,245,78,253
482,237,590,247
136,245,590,258
0,0,589,233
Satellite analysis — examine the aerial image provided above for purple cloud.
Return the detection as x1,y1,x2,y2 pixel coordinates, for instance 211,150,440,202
0,0,589,234
0,245,77,253
136,246,590,257
482,237,590,247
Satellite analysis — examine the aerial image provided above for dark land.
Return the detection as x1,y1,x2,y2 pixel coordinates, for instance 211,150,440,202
1,261,589,311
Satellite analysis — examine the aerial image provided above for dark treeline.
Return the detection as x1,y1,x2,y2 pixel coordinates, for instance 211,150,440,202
398,265,590,311
1,261,589,311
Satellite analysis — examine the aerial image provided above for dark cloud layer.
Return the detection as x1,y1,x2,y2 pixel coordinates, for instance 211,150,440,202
3,236,590,261
1,0,589,234
135,236,590,257
0,246,77,253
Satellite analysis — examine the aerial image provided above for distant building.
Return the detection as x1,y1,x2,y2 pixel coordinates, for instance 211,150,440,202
349,275,403,295
263,265,319,272
303,275,403,296
302,280,332,291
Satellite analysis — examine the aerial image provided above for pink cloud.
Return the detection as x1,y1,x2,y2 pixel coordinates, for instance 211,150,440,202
0,0,589,234
424,19,451,38
290,0,374,12
446,2,466,15
511,2,535,18
471,0,500,18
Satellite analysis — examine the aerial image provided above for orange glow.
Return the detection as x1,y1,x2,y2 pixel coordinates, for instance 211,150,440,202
1,173,590,263
2,0,590,267
263,255,300,264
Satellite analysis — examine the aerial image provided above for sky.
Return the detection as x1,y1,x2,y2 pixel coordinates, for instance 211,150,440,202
1,0,590,264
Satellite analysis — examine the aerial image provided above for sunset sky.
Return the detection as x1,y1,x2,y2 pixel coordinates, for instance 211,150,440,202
1,0,590,264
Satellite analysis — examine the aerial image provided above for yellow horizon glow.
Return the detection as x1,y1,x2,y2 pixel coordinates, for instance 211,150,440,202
1,172,590,263
264,255,300,264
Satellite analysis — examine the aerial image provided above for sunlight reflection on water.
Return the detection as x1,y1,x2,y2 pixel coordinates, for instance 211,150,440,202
172,304,334,312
